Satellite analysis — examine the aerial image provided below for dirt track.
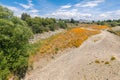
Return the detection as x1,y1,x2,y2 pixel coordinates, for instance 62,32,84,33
25,31,120,80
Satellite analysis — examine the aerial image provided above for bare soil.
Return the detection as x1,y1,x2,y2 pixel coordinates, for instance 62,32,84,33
25,31,120,80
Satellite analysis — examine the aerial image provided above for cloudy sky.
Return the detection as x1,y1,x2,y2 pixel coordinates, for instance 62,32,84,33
0,0,120,20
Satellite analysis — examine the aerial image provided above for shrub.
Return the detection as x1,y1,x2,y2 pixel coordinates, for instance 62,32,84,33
110,23,117,27
95,60,100,64
0,6,33,79
49,24,56,31
105,61,109,64
23,15,67,34
58,21,67,29
111,56,116,61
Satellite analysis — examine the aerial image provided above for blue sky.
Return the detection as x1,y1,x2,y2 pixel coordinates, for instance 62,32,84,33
0,0,120,20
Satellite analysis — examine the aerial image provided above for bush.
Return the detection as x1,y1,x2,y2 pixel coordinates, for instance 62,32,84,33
110,23,117,27
0,6,33,79
111,56,116,61
49,24,55,31
48,23,58,31
24,16,68,34
104,61,109,64
25,16,63,33
95,60,100,64
58,21,67,29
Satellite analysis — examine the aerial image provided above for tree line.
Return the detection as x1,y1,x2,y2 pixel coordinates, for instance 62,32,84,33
93,19,120,27
21,13,69,34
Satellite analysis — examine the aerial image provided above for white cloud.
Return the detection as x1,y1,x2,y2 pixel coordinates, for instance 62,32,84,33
99,13,107,17
80,13,92,17
30,14,39,17
94,10,120,20
16,0,34,9
74,3,81,7
18,3,31,9
2,0,120,21
115,10,120,15
45,8,92,20
1,2,40,17
45,3,120,21
14,0,40,17
75,0,105,8
60,5,72,9
28,0,32,3
27,0,34,8
29,9,39,13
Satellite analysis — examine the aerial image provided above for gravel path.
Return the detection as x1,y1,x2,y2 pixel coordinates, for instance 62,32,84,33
25,31,120,80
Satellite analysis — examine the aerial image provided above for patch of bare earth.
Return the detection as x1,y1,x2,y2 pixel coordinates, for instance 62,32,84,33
25,30,120,80
29,29,64,44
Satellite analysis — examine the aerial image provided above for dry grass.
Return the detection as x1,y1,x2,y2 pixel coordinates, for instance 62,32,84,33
90,25,108,30
111,56,116,61
39,28,100,55
95,60,100,64
105,61,110,64
76,24,109,30
29,26,110,63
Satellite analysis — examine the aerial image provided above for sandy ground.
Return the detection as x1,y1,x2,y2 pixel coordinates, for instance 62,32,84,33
29,29,64,44
25,31,120,80
111,26,120,31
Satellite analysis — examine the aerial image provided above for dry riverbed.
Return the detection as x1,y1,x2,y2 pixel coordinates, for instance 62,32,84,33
25,30,120,80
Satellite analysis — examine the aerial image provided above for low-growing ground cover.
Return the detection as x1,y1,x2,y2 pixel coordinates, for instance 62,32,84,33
29,27,102,63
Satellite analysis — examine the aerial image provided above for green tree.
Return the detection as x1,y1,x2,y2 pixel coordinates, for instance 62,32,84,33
0,6,33,79
70,18,75,23
21,13,30,21
0,5,13,19
58,21,67,29
48,23,56,31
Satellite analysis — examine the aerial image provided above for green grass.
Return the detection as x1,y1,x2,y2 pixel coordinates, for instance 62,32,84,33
28,40,45,55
